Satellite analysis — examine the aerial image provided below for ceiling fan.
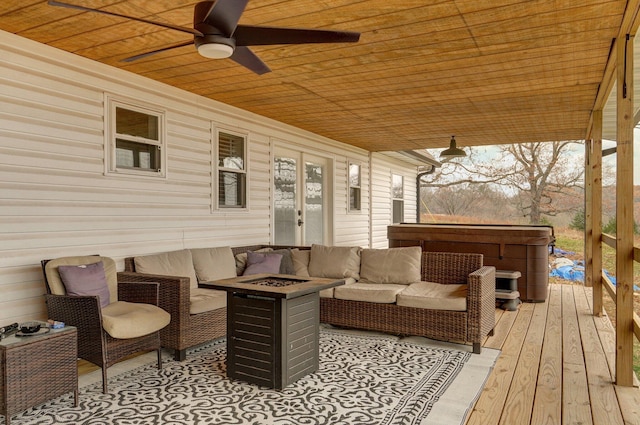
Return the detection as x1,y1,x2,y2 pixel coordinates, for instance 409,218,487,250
48,0,360,75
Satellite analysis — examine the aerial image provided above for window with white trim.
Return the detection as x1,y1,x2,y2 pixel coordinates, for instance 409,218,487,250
106,97,165,177
348,162,361,211
392,173,404,223
217,130,247,208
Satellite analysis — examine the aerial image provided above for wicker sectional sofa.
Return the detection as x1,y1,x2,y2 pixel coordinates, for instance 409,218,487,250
121,244,496,358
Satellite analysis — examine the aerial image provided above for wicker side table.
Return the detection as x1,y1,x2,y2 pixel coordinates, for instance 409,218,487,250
0,326,78,425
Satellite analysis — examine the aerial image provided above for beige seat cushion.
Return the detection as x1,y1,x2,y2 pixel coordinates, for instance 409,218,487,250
334,282,405,303
134,249,199,289
44,256,119,302
102,301,171,339
319,277,355,298
290,249,311,277
319,288,334,298
191,246,237,282
308,245,361,280
397,282,467,311
189,288,227,315
360,247,421,284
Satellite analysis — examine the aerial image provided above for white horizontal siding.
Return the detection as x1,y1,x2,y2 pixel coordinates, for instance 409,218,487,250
0,30,417,324
370,153,418,248
333,155,370,247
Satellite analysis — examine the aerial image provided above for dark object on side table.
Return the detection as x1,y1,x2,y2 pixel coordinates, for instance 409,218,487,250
19,322,41,334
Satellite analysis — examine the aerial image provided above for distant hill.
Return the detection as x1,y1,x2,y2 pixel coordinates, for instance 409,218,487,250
602,185,640,223
420,185,639,228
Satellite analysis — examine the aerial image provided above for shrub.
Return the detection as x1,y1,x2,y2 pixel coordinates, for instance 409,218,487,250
603,216,640,235
569,209,585,231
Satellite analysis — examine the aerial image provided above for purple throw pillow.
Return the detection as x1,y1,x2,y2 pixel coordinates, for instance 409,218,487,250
242,251,283,276
58,261,111,308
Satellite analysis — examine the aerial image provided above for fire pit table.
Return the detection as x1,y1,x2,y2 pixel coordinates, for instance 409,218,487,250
200,274,344,389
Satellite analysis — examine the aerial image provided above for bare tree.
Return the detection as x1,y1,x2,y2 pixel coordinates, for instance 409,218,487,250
426,185,480,216
502,142,583,223
422,141,584,224
421,183,512,219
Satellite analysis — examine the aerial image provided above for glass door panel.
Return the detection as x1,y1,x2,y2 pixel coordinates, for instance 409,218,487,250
304,161,324,245
274,149,331,246
274,156,298,245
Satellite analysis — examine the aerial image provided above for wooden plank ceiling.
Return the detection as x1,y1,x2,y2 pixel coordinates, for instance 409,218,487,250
0,0,627,152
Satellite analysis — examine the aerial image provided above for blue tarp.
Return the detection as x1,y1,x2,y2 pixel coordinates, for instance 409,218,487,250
550,246,575,256
549,249,638,290
550,264,584,281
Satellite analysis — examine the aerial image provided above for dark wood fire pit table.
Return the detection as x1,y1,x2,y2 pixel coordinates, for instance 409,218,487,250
200,274,344,389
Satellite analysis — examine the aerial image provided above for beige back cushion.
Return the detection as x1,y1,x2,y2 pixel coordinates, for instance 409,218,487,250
308,244,361,280
291,249,311,277
45,256,118,302
134,249,198,289
191,246,237,282
360,247,422,284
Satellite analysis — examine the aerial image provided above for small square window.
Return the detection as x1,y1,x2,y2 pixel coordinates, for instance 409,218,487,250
106,98,165,177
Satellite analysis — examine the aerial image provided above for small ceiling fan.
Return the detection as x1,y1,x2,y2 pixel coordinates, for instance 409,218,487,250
48,0,361,75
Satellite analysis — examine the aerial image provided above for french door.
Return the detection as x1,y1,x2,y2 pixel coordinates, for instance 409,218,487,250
274,149,331,246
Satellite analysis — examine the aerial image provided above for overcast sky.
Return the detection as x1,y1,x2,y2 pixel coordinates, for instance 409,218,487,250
442,139,639,185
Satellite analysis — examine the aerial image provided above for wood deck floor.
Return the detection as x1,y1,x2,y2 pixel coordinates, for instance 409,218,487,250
467,283,640,425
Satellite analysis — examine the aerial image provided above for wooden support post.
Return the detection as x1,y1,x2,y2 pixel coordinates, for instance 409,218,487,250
615,34,635,387
585,111,603,317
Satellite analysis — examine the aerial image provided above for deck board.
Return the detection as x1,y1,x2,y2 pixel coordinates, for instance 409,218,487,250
562,284,594,425
466,302,534,425
484,307,518,350
530,284,562,425
573,285,625,425
499,292,549,425
467,283,640,425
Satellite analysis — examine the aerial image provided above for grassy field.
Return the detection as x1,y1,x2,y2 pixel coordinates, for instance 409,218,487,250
551,228,640,374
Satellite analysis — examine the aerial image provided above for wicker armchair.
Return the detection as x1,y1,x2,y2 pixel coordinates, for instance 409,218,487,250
320,251,496,353
41,256,170,393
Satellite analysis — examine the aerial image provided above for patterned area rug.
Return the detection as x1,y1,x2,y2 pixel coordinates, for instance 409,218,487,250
8,327,499,425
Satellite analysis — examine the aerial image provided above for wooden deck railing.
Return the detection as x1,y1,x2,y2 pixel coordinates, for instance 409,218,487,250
600,232,640,344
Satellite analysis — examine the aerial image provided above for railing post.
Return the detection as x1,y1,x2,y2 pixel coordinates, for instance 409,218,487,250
585,111,603,316
615,33,635,387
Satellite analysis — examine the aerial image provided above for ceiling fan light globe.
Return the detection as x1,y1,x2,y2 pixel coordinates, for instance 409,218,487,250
197,43,234,59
